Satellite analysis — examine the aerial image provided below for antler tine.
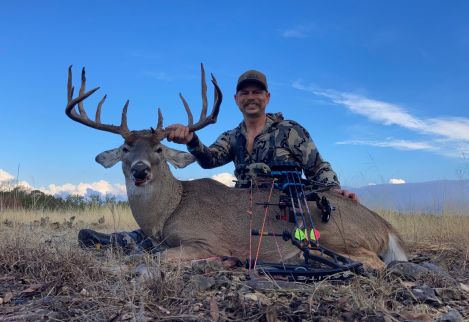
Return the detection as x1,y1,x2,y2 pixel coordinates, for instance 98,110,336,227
67,66,74,102
77,68,89,118
179,93,194,127
95,95,107,123
200,63,208,121
65,66,130,137
121,100,130,133
184,66,223,133
67,66,100,115
211,73,221,108
156,108,163,130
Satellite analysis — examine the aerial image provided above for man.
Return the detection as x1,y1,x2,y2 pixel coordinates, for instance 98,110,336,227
79,69,355,251
168,69,356,199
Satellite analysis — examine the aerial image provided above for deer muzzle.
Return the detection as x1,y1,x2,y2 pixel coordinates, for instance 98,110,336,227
131,161,151,186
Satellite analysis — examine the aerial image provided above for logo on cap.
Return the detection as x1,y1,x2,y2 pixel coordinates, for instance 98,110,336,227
236,70,268,91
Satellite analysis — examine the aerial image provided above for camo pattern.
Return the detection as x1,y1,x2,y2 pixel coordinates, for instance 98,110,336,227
187,113,340,188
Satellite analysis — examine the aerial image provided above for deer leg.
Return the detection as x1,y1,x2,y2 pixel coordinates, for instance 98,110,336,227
160,245,214,263
345,248,385,271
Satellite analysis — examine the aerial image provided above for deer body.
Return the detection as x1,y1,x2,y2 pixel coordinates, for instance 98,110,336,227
125,170,405,269
67,65,407,270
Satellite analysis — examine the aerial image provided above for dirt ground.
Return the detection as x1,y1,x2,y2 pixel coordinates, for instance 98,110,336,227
0,220,468,321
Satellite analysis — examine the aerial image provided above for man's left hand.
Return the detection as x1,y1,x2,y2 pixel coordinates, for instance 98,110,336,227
332,188,359,202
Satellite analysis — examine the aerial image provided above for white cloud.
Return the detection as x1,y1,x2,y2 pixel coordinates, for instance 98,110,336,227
211,172,236,187
281,24,318,38
142,71,174,81
0,169,235,199
17,180,33,190
0,169,14,182
389,178,406,184
336,139,437,151
282,29,309,38
40,180,127,199
0,169,127,200
293,81,469,157
425,117,469,141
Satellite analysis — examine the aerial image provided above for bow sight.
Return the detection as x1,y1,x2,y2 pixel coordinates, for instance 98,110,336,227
247,161,364,282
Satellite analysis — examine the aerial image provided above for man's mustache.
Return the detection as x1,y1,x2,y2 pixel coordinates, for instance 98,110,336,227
243,100,260,107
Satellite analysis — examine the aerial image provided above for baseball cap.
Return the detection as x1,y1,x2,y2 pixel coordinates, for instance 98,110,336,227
236,70,268,92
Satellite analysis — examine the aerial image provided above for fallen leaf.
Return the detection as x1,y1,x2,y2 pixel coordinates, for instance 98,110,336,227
460,283,469,292
266,307,279,322
399,311,432,322
243,293,258,301
20,283,44,294
336,296,349,305
154,303,170,315
121,313,133,320
210,297,219,322
3,292,13,303
383,314,398,322
401,281,416,288
20,278,32,284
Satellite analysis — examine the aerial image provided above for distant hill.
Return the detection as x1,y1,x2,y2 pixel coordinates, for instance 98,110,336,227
348,180,469,215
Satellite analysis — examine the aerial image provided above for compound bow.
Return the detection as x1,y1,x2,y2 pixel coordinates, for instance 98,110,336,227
246,161,364,282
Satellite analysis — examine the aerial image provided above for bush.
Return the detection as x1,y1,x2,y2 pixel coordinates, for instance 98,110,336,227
0,187,127,212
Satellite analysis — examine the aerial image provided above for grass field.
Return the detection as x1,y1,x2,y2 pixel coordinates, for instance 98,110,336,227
0,206,468,321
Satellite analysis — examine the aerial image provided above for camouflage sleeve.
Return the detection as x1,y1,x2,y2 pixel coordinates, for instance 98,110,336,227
287,122,341,188
186,131,233,169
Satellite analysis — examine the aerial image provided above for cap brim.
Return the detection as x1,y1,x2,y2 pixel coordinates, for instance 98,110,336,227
236,79,267,92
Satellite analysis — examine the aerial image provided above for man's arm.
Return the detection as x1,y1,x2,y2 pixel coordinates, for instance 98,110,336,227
286,122,340,188
287,122,358,201
166,124,233,169
186,132,233,169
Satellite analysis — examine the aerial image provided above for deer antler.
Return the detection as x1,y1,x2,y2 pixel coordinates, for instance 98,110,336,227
174,63,222,133
66,66,130,137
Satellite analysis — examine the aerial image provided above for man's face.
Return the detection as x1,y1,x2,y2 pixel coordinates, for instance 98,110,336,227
234,84,270,118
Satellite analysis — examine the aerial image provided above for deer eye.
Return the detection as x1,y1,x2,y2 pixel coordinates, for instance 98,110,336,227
123,147,129,153
155,147,163,153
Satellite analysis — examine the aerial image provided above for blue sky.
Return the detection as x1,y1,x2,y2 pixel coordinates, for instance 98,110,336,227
1,1,469,197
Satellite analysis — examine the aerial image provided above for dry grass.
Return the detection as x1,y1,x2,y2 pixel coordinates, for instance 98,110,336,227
0,205,138,232
380,210,469,245
0,207,468,321
0,220,194,320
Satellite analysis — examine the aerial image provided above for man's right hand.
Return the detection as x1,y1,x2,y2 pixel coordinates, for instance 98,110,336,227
332,188,359,203
166,124,194,144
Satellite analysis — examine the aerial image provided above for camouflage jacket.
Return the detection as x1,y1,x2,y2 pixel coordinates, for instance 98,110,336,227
187,113,340,188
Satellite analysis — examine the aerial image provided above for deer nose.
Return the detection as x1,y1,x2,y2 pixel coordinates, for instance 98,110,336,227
131,161,150,180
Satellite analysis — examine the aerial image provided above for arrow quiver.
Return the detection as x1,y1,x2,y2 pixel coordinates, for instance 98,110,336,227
248,161,363,282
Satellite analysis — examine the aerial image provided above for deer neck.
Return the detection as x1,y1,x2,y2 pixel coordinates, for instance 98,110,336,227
125,163,182,239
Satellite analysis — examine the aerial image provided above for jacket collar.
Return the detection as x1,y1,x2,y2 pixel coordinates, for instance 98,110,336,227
238,112,284,135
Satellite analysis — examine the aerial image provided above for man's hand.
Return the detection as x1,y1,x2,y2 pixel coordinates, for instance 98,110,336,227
166,124,194,144
332,188,359,202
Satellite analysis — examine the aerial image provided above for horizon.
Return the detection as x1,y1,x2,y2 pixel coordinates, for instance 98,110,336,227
1,1,469,198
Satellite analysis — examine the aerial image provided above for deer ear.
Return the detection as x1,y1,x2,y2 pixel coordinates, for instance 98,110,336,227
95,147,123,168
162,146,196,169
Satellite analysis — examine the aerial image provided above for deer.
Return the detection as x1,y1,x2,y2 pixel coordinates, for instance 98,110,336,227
65,65,408,270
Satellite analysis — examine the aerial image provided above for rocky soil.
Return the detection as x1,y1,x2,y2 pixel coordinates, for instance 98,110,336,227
0,219,468,321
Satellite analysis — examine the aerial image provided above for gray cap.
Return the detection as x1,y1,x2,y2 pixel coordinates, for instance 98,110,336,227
236,70,268,91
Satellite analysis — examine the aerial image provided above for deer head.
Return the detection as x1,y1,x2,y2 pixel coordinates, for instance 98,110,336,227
65,64,222,187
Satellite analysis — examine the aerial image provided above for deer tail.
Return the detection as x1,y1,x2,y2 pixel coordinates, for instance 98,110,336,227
380,232,408,265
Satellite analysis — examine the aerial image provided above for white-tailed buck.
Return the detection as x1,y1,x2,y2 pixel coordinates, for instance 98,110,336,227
66,65,407,270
